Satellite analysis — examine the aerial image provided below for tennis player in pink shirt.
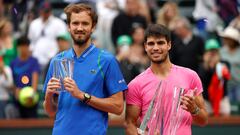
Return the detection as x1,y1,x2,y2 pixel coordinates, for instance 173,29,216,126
125,24,208,135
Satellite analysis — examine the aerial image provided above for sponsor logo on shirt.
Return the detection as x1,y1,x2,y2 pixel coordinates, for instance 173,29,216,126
118,79,125,84
90,69,97,74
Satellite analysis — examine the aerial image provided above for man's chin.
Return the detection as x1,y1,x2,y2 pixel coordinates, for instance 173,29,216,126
152,60,163,64
74,41,85,46
151,58,166,64
72,35,90,46
73,39,86,46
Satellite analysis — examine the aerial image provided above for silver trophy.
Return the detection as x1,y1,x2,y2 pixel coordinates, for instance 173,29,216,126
168,86,185,135
138,82,188,135
53,58,74,92
138,81,165,135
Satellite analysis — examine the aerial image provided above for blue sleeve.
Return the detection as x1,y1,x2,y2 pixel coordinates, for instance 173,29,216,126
33,58,41,73
42,59,54,94
104,57,128,96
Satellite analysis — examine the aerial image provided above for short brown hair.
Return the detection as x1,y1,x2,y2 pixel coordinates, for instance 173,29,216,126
144,24,171,43
64,3,98,27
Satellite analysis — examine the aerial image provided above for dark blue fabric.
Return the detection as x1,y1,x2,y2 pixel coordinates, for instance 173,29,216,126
10,56,40,88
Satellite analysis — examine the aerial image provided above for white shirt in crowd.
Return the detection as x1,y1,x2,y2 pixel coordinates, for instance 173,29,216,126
28,15,67,69
0,66,13,101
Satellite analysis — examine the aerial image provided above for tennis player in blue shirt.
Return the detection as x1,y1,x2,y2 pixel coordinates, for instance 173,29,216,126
43,3,127,135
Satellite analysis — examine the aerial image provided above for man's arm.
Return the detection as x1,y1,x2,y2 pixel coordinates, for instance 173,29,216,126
192,94,208,126
181,93,208,126
125,105,141,135
43,94,58,117
63,78,125,115
87,92,124,115
43,78,60,117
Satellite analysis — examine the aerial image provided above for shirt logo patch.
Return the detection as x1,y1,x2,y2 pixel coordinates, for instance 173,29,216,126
90,69,97,74
118,79,125,84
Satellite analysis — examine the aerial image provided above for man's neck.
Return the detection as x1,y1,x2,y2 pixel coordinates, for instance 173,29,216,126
41,15,51,23
150,58,172,80
73,40,91,58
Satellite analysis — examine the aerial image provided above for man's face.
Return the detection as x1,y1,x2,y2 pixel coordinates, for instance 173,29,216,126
40,10,51,21
132,27,145,44
173,21,189,39
68,12,94,46
144,36,171,64
57,39,70,52
17,45,29,57
126,0,139,16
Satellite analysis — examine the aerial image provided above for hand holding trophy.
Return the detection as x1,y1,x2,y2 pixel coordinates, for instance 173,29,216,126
53,58,74,92
138,81,196,135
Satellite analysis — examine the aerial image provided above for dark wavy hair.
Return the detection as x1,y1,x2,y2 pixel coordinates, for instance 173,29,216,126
144,24,171,43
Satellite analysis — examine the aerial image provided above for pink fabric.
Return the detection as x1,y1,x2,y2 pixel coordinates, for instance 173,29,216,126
126,65,203,135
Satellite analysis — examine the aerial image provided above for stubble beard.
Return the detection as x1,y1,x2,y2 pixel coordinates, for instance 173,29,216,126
151,53,168,64
74,39,87,46
71,33,91,47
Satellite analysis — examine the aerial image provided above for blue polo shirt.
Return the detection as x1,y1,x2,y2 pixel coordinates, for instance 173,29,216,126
43,44,127,135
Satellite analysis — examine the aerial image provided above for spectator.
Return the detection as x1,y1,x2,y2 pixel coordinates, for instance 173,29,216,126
56,33,72,52
220,27,240,103
198,39,231,116
116,35,140,84
138,0,151,24
10,36,40,118
28,1,67,72
193,0,223,40
156,1,180,29
170,17,205,72
129,24,149,72
229,15,240,32
44,33,72,79
0,18,17,66
111,0,147,49
146,0,158,23
96,0,120,54
0,56,13,119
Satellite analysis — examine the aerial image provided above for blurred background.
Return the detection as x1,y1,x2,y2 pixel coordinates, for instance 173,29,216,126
0,0,240,135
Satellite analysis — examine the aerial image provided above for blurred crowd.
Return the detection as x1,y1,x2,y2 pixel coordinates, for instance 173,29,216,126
0,0,240,119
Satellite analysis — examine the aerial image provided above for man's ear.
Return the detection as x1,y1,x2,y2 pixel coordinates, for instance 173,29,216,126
144,42,147,52
91,24,96,33
168,41,172,51
67,24,71,32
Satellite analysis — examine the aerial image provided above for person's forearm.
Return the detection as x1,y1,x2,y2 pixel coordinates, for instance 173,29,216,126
63,78,125,115
43,94,58,117
87,94,124,115
192,108,208,126
31,72,39,91
2,72,13,88
74,92,124,115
